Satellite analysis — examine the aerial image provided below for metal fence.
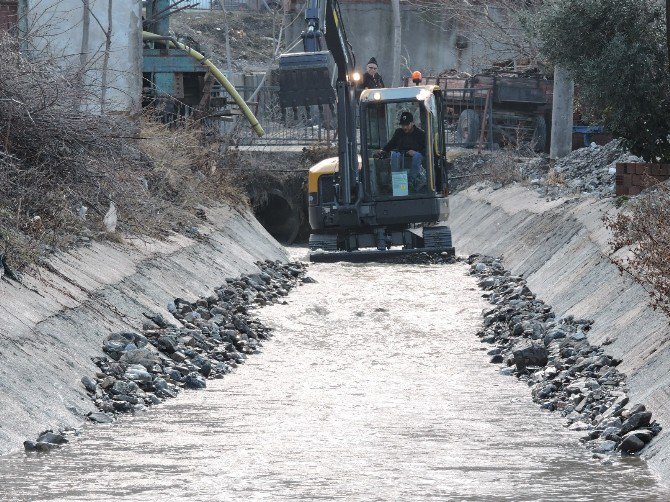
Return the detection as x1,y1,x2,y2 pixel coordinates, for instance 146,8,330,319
217,82,493,150
183,0,262,10
232,85,335,146
443,87,494,150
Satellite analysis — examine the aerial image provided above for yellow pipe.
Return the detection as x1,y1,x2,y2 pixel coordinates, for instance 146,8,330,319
142,31,264,137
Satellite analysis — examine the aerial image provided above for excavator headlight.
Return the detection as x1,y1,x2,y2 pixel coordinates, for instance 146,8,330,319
373,92,381,101
352,72,361,82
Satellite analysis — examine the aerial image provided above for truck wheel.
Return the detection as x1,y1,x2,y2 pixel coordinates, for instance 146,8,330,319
532,116,547,152
456,109,480,148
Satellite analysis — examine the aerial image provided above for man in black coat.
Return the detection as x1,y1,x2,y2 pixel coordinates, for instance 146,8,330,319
360,57,384,90
379,111,427,190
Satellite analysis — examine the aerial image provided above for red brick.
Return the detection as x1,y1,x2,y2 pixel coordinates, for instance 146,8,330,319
615,185,629,196
616,174,632,187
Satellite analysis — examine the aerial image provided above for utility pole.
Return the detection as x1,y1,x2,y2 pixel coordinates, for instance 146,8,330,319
550,65,574,159
391,0,401,86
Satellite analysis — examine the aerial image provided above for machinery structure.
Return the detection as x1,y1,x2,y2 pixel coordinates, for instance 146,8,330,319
142,0,263,135
409,69,553,152
305,0,453,262
277,0,335,111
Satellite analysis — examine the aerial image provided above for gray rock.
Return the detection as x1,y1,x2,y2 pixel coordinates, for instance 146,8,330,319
490,354,504,364
620,412,652,436
81,376,97,393
24,440,55,453
37,431,68,445
622,429,654,445
125,367,153,383
119,348,160,370
111,380,139,396
620,434,645,454
512,342,548,371
593,440,617,453
156,335,179,354
183,372,207,389
88,412,114,424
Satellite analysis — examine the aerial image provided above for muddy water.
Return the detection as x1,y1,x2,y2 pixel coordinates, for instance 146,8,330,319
0,253,667,501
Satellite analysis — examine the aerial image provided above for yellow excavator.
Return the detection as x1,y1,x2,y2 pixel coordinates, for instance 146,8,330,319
286,0,454,262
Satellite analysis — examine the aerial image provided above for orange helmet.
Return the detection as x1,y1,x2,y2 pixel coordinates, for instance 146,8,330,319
411,70,422,85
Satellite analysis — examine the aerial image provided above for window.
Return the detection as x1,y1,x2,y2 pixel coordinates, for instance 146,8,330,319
364,101,430,198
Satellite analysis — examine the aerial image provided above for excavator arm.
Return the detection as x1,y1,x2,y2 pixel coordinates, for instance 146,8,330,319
324,0,359,208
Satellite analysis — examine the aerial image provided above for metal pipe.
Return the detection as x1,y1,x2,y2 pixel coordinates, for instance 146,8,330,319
142,31,265,137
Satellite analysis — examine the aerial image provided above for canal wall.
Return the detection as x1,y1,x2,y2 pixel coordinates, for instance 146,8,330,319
0,205,287,456
449,185,670,480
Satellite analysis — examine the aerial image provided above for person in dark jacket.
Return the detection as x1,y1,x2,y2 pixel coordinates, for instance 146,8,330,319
380,111,427,190
360,57,384,90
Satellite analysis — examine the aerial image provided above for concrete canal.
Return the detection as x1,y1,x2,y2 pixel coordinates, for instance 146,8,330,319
0,251,666,501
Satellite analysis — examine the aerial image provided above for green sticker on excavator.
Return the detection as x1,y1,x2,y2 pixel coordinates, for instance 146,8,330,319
392,171,409,196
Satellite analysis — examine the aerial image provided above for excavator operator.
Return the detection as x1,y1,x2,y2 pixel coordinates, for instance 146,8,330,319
378,111,427,190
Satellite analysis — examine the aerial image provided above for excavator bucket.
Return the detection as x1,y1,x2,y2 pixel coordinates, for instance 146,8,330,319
277,51,336,109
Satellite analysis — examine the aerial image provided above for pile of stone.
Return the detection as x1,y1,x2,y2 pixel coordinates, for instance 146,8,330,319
386,251,457,265
468,254,661,456
24,260,307,453
23,430,71,453
551,140,642,196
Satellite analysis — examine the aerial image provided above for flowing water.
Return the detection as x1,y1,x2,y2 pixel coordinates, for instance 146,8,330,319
0,252,667,501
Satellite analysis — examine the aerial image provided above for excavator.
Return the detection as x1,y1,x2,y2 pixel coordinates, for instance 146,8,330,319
281,0,454,262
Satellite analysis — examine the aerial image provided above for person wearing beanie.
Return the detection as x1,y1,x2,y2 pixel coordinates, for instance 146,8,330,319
360,57,385,90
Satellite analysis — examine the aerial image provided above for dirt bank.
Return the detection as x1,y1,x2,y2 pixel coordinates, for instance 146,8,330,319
0,205,286,456
448,185,670,479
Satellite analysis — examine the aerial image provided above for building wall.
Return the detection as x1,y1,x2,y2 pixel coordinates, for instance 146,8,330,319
287,1,504,82
22,0,143,113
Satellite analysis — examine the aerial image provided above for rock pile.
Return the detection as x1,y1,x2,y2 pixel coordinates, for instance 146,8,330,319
23,430,71,453
448,141,645,199
24,260,307,452
551,140,642,196
468,254,661,456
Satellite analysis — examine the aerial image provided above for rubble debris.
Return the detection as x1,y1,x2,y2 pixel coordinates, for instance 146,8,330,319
468,253,661,457
22,260,308,451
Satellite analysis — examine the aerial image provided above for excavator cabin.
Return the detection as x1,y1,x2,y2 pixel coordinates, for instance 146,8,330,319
308,85,453,259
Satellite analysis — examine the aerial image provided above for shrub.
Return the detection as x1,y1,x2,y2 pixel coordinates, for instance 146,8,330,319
606,182,670,317
538,0,670,162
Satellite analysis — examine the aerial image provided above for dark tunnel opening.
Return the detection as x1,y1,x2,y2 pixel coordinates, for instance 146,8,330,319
254,191,300,245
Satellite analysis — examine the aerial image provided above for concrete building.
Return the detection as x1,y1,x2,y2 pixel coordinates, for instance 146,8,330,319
287,0,509,80
18,0,143,113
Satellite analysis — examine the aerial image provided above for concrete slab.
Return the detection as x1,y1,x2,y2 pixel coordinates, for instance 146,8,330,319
449,185,670,480
0,205,286,455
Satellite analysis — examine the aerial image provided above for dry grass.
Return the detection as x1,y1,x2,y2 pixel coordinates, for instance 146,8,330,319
482,149,525,186
0,35,246,274
545,168,566,185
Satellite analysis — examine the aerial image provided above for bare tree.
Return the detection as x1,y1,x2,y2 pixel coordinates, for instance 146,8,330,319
405,0,544,66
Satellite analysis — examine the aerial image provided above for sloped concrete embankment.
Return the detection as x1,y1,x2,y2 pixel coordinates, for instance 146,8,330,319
0,205,287,455
448,186,670,478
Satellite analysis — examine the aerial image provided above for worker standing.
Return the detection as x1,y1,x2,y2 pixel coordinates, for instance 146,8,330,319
360,57,385,89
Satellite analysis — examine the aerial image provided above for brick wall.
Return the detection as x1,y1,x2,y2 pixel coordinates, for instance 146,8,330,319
615,163,670,196
0,0,18,33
